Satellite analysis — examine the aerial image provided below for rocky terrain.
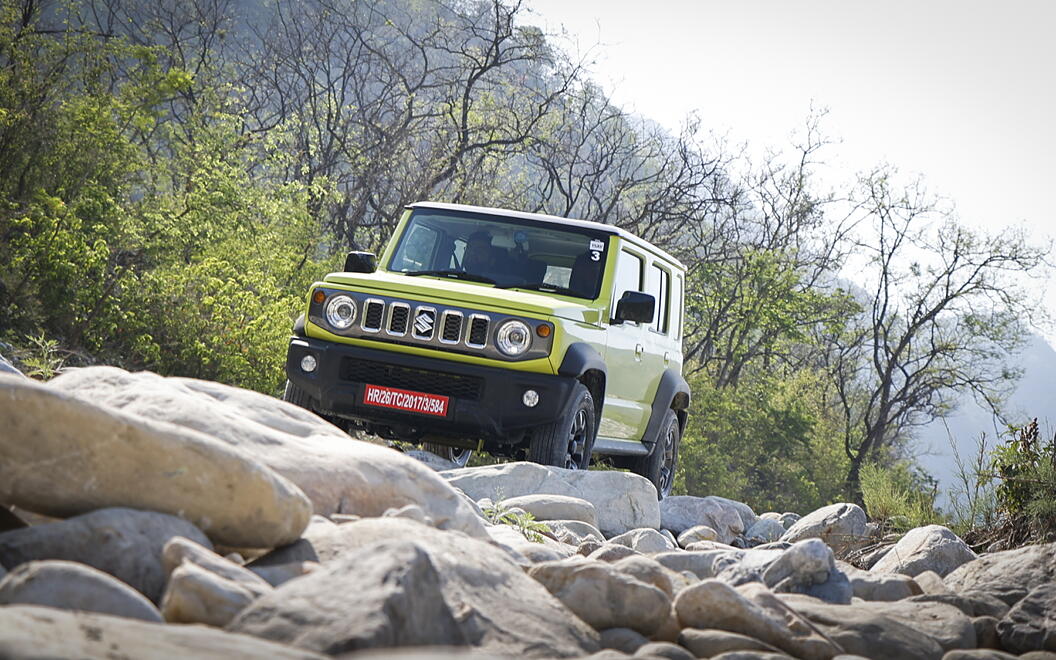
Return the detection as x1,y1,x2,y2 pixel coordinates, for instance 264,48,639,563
1,365,1054,659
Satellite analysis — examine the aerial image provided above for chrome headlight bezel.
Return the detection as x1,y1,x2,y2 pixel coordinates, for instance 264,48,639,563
495,319,532,357
325,294,357,330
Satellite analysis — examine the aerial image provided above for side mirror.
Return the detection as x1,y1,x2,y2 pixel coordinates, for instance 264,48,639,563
615,291,655,324
344,251,377,273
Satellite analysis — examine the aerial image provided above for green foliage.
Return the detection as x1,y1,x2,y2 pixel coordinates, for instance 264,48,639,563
992,419,1056,539
6,332,68,380
859,462,944,532
480,501,550,543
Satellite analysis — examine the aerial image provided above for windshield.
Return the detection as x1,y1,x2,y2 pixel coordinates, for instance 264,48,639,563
388,208,610,300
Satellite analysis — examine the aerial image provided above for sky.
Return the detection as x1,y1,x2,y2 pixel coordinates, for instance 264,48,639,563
527,0,1056,334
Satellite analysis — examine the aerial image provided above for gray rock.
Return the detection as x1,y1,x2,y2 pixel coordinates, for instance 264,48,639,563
678,628,784,657
997,582,1056,653
0,560,162,622
653,550,742,579
676,525,718,548
403,448,459,471
908,592,1010,619
745,518,786,544
248,561,319,587
675,580,841,660
685,540,741,552
0,376,311,549
503,494,599,528
659,496,746,543
442,462,659,536
231,527,599,657
0,604,322,658
0,507,211,603
485,523,573,563
589,544,642,563
942,651,1017,660
546,519,606,545
611,555,679,598
779,512,801,530
49,367,486,539
528,556,671,637
600,628,649,653
633,641,695,660
162,537,272,599
719,539,852,604
780,503,867,553
0,355,24,377
609,528,677,554
870,525,977,578
710,652,793,660
971,615,1001,650
162,561,257,627
914,570,950,595
944,542,1056,606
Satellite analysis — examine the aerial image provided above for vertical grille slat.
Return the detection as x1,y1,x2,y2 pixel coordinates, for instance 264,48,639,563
440,311,463,344
362,300,384,331
467,315,489,348
388,304,409,336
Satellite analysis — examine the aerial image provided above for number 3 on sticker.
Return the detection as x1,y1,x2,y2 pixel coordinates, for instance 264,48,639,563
590,251,600,261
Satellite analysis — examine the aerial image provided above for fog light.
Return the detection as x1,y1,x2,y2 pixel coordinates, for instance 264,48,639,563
522,389,539,407
300,354,318,373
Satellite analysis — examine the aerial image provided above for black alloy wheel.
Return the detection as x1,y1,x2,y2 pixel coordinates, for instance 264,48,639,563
527,383,596,470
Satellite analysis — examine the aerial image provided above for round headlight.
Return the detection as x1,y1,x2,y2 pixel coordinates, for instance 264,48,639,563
496,319,532,357
325,295,357,330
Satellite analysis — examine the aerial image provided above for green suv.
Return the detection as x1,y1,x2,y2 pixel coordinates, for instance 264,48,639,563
284,202,689,497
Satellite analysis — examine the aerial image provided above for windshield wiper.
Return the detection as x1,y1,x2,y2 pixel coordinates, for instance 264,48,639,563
498,282,582,297
402,269,497,285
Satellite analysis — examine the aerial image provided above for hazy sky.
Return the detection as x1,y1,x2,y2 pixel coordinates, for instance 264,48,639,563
528,0,1056,327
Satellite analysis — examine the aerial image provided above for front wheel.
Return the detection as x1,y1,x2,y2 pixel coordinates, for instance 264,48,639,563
527,383,596,470
422,443,473,468
632,409,681,499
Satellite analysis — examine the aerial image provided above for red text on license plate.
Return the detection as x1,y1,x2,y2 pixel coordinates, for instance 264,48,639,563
362,383,449,417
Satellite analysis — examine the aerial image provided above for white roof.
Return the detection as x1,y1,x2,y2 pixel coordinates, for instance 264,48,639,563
409,201,686,270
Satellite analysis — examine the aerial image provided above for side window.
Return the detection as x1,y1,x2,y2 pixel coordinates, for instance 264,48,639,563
672,273,683,340
613,249,643,314
649,264,669,333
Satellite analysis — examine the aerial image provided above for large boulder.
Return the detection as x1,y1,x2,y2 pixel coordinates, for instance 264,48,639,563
717,539,852,604
870,525,977,578
502,494,599,528
944,542,1056,606
230,519,599,657
608,528,677,554
0,605,322,659
997,583,1056,653
659,496,747,543
0,560,162,622
528,556,671,637
47,367,486,538
0,507,211,603
0,375,311,549
838,561,921,601
780,503,867,553
745,518,786,544
442,462,659,536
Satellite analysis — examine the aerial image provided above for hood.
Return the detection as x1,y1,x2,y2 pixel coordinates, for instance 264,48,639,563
323,271,602,324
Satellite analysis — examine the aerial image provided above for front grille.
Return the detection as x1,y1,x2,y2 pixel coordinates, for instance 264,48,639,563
467,316,489,347
388,304,409,335
441,311,463,343
363,300,384,330
343,359,484,400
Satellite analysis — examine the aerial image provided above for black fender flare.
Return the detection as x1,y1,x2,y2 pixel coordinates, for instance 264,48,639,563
557,343,607,422
642,368,691,451
292,313,307,337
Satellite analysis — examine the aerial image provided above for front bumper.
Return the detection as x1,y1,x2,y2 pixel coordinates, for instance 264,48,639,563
285,337,577,441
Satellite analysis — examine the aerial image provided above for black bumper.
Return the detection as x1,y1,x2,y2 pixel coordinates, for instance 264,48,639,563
285,337,577,440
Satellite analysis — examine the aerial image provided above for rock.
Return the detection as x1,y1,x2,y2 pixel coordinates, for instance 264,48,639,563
0,604,322,658
678,629,784,657
942,652,1017,660
653,550,742,579
161,561,257,627
442,462,659,536
546,519,606,546
0,560,162,622
870,525,977,578
779,513,801,529
908,592,1010,619
248,561,319,587
710,652,793,660
997,582,1056,653
779,503,867,553
162,537,272,599
48,367,486,538
382,503,434,526
612,555,679,598
718,539,852,604
677,525,718,548
839,561,921,601
686,540,741,552
782,592,975,659
578,540,604,556
659,496,746,543
971,615,1001,649
485,523,572,563
650,607,682,643
609,528,677,554
231,522,599,657
673,580,841,660
914,570,950,594
709,496,759,531
0,507,27,533
0,355,23,377
633,641,695,660
403,449,459,471
503,494,599,528
600,628,649,653
944,542,1056,606
745,519,786,544
589,544,642,563
0,507,211,603
529,556,671,637
0,376,311,549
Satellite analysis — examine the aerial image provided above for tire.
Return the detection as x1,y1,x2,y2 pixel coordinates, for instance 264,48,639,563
632,409,681,499
282,380,313,410
527,383,596,470
423,443,473,468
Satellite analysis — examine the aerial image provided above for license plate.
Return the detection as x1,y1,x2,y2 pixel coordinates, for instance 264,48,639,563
362,383,449,417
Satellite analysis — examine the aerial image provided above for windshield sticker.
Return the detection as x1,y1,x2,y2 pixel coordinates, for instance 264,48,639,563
589,239,605,251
